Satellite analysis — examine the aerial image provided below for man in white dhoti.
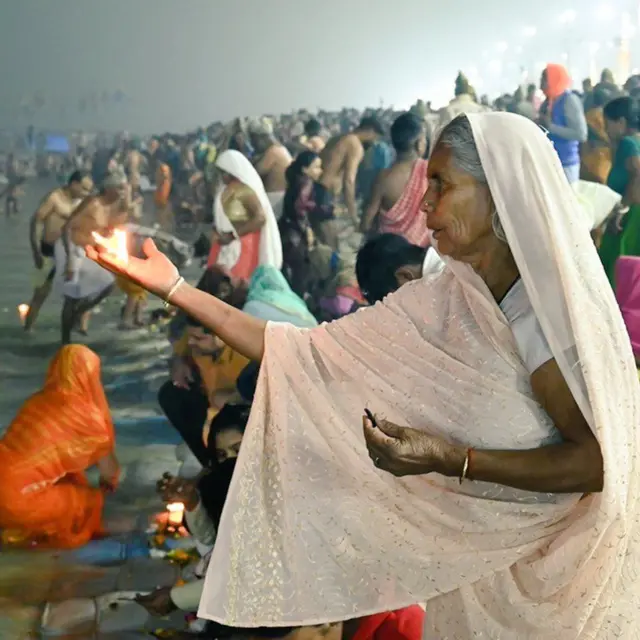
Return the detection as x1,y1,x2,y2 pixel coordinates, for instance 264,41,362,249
25,171,93,331
58,170,131,343
89,114,640,639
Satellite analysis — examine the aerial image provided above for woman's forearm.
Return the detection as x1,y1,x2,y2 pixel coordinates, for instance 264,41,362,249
234,215,265,237
170,283,266,361
446,440,603,494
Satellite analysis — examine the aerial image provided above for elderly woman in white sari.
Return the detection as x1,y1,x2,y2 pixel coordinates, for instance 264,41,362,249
207,149,282,281
87,113,640,639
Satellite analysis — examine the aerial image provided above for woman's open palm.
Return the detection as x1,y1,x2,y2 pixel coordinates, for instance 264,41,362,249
86,237,179,298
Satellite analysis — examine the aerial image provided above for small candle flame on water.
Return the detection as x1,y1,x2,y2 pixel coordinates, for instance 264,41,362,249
166,502,185,525
92,228,129,264
17,304,29,325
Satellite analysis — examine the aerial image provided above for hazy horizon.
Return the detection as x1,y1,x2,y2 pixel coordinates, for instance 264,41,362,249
0,0,626,133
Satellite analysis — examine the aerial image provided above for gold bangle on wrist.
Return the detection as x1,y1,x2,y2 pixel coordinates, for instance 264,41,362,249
163,276,185,309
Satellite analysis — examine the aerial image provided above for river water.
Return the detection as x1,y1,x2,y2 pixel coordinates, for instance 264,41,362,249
0,178,193,637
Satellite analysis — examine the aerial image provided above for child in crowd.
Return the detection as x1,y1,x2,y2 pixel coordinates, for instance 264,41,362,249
136,404,250,619
139,401,425,640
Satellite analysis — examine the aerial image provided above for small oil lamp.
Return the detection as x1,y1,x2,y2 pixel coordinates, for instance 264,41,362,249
17,304,29,326
166,502,185,526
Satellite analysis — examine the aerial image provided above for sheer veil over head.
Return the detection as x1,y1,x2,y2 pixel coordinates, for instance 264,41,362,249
213,150,283,270
200,114,640,639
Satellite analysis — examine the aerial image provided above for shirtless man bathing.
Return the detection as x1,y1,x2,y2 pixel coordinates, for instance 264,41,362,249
59,170,134,344
318,117,384,248
124,139,145,221
249,118,292,219
25,171,94,331
3,153,26,218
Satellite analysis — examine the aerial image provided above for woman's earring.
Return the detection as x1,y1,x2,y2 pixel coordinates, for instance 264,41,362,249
491,208,507,243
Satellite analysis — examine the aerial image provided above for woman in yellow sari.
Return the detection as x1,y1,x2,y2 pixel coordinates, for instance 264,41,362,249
0,345,119,549
207,150,282,281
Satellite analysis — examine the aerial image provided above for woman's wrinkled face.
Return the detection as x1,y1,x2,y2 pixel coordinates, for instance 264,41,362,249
303,157,323,181
214,427,244,464
422,145,494,260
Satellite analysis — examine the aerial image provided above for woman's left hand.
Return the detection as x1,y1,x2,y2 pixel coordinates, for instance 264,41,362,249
362,414,463,478
217,232,235,246
86,238,179,299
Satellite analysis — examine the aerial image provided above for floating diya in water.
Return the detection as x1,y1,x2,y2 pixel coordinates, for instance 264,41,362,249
92,228,129,264
17,304,29,325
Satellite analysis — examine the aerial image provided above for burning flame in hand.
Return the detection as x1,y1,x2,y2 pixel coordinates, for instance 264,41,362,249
17,304,29,325
92,228,129,264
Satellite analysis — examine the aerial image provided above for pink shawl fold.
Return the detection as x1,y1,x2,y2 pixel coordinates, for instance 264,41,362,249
199,113,640,639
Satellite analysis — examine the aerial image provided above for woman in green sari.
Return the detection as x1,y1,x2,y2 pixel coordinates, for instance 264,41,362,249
600,96,640,289
243,265,318,328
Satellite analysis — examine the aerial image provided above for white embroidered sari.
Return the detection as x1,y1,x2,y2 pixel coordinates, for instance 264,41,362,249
199,114,640,639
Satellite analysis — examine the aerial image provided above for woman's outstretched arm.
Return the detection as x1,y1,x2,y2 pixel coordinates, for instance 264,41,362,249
85,237,267,362
170,282,267,362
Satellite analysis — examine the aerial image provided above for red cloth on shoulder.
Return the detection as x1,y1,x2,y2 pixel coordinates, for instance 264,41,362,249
351,606,424,640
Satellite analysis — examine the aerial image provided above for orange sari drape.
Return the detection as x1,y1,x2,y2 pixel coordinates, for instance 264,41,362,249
207,231,261,281
0,345,115,549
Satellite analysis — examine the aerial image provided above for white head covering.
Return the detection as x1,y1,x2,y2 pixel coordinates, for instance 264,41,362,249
213,149,282,271
572,179,621,229
465,112,632,428
199,114,640,638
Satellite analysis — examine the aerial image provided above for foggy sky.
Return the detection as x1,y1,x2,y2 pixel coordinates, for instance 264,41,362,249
0,0,620,133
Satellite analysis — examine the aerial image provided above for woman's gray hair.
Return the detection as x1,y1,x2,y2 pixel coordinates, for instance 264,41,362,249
436,116,507,243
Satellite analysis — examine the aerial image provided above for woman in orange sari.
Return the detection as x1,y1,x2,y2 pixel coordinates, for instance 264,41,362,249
0,345,119,549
